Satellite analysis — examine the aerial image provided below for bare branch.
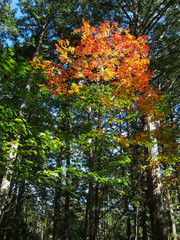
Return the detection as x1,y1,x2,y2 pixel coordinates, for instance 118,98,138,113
146,0,176,35
140,0,163,32
116,0,137,31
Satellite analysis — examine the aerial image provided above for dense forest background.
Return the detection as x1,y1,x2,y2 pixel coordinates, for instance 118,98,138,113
0,0,179,240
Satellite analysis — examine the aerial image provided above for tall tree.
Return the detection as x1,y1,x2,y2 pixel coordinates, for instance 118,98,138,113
0,0,83,227
1,0,179,238
81,1,179,238
32,20,173,240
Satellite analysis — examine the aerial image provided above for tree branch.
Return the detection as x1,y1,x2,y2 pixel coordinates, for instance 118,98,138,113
116,0,137,31
146,0,176,35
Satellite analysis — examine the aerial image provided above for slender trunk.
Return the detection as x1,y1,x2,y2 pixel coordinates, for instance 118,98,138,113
126,201,131,240
93,136,101,240
0,141,19,224
83,192,89,240
53,185,62,240
20,19,48,110
14,180,25,240
134,206,139,240
94,182,100,239
126,216,131,240
64,142,70,240
145,117,168,240
83,182,94,240
52,154,62,240
168,110,178,240
88,105,97,240
83,106,96,240
88,151,96,240
89,182,100,240
167,191,177,240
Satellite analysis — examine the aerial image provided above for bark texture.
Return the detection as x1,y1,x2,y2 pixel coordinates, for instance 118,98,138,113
146,118,168,240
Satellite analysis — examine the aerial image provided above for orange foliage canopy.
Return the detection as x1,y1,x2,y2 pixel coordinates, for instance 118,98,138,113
31,20,179,170
31,20,162,116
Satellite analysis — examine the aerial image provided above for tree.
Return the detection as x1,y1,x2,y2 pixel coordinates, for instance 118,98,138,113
80,1,179,238
0,49,30,224
1,0,179,238
32,20,170,239
0,0,83,229
0,48,62,239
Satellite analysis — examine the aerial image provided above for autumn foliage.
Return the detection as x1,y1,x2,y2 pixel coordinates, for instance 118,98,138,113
32,22,180,174
31,20,156,103
30,20,179,240
32,21,166,122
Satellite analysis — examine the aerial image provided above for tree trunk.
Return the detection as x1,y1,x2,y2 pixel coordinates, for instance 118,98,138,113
134,205,139,240
83,191,89,240
83,182,99,240
52,154,62,240
88,139,96,240
126,202,131,240
94,182,100,239
83,106,97,240
167,191,177,240
64,142,70,240
14,180,25,240
146,118,168,240
0,141,19,224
